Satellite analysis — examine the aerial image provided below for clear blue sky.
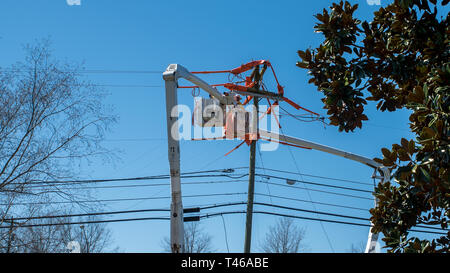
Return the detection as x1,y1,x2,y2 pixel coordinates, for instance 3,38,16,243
1,0,435,252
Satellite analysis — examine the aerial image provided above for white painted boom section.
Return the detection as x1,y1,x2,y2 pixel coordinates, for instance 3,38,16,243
259,129,381,169
163,66,184,253
258,129,389,253
164,64,233,105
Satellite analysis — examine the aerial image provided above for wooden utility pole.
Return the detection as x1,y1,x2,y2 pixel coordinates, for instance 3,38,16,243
244,66,260,253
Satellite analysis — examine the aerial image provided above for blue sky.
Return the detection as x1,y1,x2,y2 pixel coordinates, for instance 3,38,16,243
1,0,437,252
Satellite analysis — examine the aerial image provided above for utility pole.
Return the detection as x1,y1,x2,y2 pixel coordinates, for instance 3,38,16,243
244,66,260,253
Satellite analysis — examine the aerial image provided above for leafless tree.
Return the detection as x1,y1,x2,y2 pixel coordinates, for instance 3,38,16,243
162,222,214,253
0,215,116,253
348,242,366,253
260,217,306,253
0,40,117,252
0,39,116,197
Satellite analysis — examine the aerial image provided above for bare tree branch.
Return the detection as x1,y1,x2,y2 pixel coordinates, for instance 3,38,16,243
260,217,306,253
161,222,215,253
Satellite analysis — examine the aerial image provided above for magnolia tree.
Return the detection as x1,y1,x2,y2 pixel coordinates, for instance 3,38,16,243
297,0,449,252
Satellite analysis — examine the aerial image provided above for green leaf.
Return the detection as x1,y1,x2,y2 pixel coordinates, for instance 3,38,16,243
296,62,309,69
297,50,307,61
419,167,431,183
408,140,415,155
381,148,392,158
423,83,428,98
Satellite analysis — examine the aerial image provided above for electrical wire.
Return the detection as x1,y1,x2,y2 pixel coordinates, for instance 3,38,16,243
201,211,448,236
280,106,322,123
203,202,448,232
103,138,166,142
7,166,373,188
257,145,273,204
220,214,230,253
280,125,335,252
21,179,250,191
15,171,248,186
0,216,170,229
1,208,170,222
257,179,372,200
254,193,367,211
255,173,372,193
255,167,373,186
4,211,445,235
0,69,163,74
14,171,375,198
2,201,447,233
1,192,248,206
89,84,163,88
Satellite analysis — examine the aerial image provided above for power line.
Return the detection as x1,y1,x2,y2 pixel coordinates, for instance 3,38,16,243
205,201,448,232
8,182,373,209
279,124,335,252
16,170,248,186
255,167,373,186
21,179,250,190
280,105,324,123
253,202,368,222
103,138,166,142
2,201,447,233
1,201,319,222
220,214,230,253
255,173,372,193
279,103,410,132
199,196,368,213
9,166,371,189
90,84,163,88
256,180,372,200
15,171,374,198
2,192,247,206
201,211,448,236
254,193,368,211
2,208,170,222
1,216,170,229
2,203,244,223
0,69,163,74
253,202,448,232
17,178,373,202
17,191,442,233
257,146,273,204
4,210,445,235
194,201,370,222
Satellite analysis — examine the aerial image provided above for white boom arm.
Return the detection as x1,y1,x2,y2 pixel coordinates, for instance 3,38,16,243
163,64,233,253
162,64,389,253
258,129,389,253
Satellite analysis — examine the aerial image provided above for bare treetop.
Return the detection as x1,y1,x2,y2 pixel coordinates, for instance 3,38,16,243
0,40,117,252
260,217,306,253
162,222,214,253
0,40,116,196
